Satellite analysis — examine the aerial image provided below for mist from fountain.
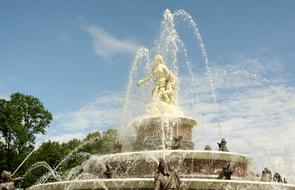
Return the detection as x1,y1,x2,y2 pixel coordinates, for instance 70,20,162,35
118,9,223,150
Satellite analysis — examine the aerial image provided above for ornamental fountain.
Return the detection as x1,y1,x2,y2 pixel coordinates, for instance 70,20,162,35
27,9,295,190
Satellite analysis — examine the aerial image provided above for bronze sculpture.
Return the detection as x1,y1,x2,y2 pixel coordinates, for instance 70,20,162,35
273,172,283,183
103,163,112,179
168,136,183,150
204,145,212,151
154,159,180,190
217,164,233,180
217,138,229,152
0,170,23,190
113,142,123,153
273,172,288,183
261,168,272,182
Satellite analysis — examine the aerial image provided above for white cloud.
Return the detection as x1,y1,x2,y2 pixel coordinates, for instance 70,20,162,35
0,87,9,100
36,93,123,145
54,93,122,130
46,132,85,144
83,24,139,59
0,95,9,100
182,55,295,181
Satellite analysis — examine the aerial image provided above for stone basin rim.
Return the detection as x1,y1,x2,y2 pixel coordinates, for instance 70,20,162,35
27,178,295,190
90,150,250,162
128,115,197,126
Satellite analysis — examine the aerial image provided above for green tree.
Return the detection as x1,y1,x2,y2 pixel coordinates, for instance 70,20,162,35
21,129,118,187
100,129,117,153
0,92,52,172
61,138,81,152
80,129,117,155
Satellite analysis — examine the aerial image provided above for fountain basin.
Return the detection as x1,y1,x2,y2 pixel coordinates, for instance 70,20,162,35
27,178,295,190
131,116,196,150
67,150,250,180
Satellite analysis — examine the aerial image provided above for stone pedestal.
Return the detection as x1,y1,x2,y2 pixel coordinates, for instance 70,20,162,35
130,116,196,151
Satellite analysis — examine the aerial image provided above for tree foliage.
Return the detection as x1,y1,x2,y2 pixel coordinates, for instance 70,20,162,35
0,92,118,188
22,129,117,188
0,93,52,171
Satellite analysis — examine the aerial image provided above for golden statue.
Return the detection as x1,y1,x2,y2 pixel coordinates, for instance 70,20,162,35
138,55,181,115
137,55,176,105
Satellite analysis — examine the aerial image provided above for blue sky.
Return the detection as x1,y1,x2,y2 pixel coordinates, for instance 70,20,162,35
1,0,295,179
1,0,294,113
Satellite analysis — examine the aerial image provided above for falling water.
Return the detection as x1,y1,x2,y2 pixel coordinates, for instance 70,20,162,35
54,138,97,172
118,9,223,145
173,10,222,137
24,161,58,180
154,9,182,150
75,151,93,158
12,148,36,176
38,135,101,184
154,9,179,89
119,47,150,144
175,37,204,134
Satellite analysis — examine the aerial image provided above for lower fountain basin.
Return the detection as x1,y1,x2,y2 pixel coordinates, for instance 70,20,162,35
66,150,250,180
27,178,295,190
